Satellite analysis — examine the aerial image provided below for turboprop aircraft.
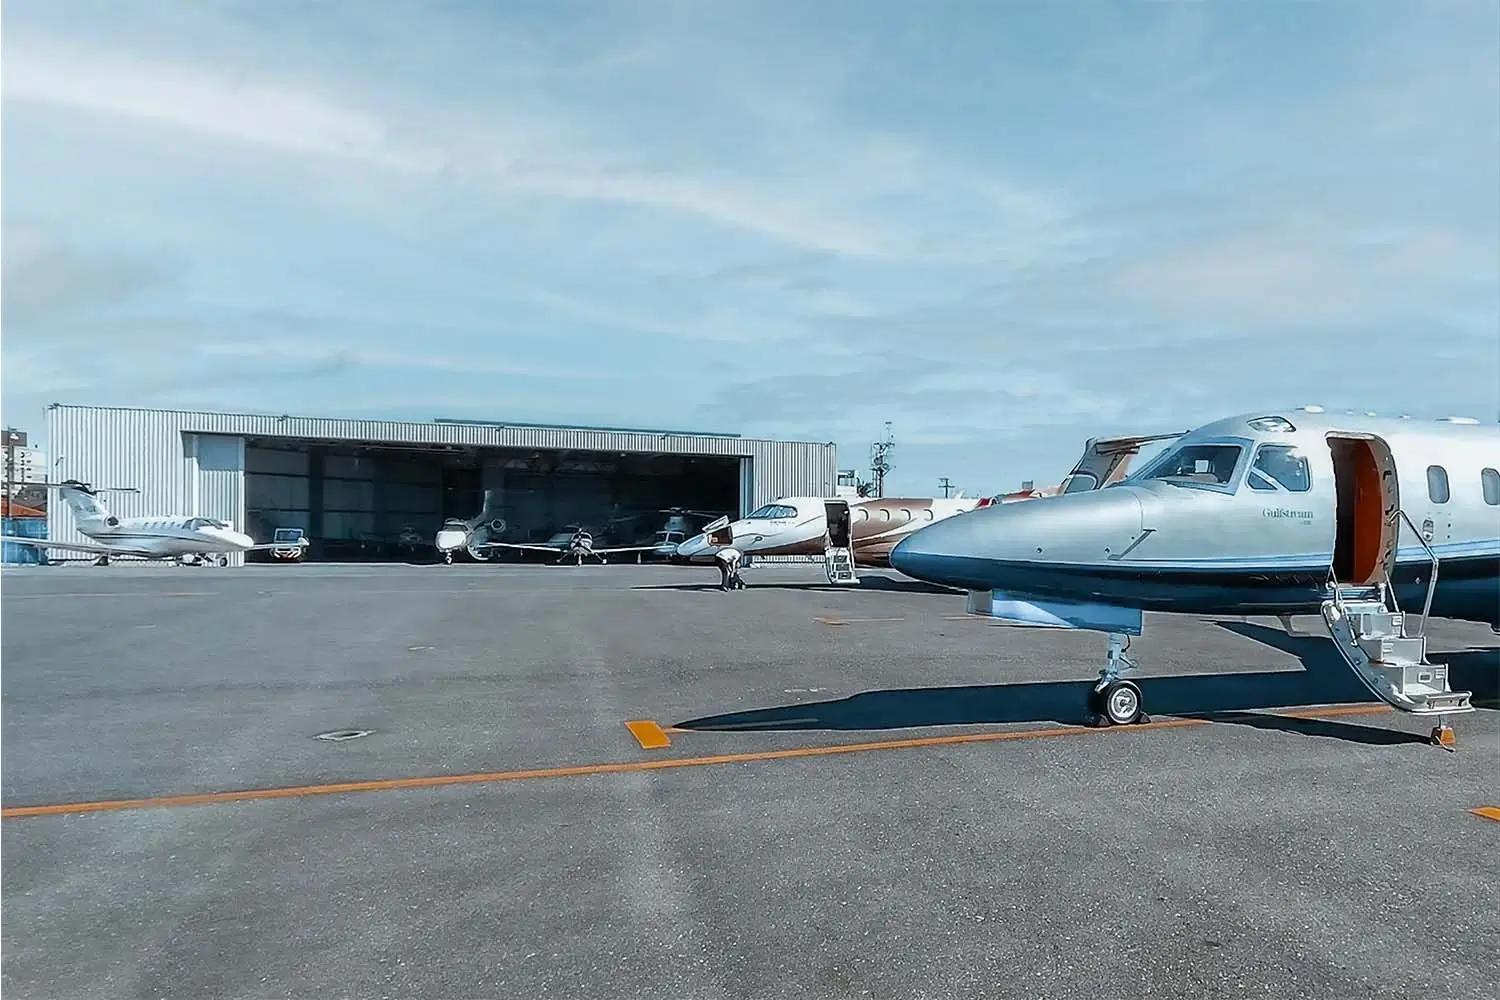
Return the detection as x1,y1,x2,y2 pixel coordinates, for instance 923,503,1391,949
481,526,659,565
889,408,1499,742
1,480,302,565
675,433,1176,584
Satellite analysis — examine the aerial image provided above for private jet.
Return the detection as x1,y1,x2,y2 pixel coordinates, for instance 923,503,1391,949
890,408,1499,741
1,480,305,565
434,490,508,563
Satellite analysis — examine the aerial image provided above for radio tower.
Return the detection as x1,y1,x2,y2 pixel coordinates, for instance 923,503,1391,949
870,422,894,498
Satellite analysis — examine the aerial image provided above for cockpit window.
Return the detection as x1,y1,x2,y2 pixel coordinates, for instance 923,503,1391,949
746,504,796,519
1136,444,1243,488
185,517,228,530
1247,445,1311,492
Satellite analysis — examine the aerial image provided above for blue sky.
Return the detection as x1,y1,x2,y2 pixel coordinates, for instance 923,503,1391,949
4,1,1497,493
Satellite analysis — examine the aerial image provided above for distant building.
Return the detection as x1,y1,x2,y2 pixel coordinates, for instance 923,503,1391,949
3,429,44,495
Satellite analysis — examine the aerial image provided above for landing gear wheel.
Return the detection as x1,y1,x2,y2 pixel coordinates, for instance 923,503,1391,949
214,554,229,567
1097,680,1144,726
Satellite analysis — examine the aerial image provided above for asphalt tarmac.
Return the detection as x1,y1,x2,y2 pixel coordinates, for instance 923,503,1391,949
3,562,1497,999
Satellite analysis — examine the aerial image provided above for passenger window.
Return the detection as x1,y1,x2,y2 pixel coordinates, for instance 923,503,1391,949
856,508,868,522
1248,445,1310,492
1482,468,1499,506
879,509,890,521
923,509,934,520
1427,465,1450,504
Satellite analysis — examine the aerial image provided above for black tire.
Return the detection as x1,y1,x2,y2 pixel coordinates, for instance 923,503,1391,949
1099,680,1144,726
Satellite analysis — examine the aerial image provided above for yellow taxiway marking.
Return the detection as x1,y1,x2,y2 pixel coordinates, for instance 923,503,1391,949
812,616,906,626
0,704,1395,820
625,720,672,750
3,592,219,600
1471,807,1500,823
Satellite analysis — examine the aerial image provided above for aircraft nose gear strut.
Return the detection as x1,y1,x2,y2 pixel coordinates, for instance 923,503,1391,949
1090,632,1148,726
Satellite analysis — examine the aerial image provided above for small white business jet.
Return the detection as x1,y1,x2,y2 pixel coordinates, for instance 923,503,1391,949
2,480,305,566
891,408,1499,741
434,491,509,563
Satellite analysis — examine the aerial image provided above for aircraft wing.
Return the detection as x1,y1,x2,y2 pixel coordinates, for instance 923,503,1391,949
242,540,310,552
590,544,661,554
0,536,155,558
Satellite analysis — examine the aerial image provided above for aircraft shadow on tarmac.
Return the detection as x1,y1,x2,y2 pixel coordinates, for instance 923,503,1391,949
634,576,961,595
676,621,1500,746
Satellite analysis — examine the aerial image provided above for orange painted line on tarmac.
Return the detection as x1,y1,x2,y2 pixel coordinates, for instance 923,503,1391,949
1273,703,1391,720
0,705,1394,820
1470,807,1500,823
625,720,672,750
3,592,218,600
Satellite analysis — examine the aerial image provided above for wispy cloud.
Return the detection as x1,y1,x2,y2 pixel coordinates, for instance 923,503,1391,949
199,340,611,380
4,36,445,172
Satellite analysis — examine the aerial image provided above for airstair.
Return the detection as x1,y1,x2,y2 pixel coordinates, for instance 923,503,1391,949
1319,510,1472,722
822,500,859,585
824,545,858,585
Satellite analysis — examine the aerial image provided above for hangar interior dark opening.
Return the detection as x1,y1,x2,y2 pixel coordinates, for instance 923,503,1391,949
244,439,743,560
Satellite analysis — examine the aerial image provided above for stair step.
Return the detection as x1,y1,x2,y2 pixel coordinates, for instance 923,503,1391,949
1351,610,1404,638
1356,634,1426,663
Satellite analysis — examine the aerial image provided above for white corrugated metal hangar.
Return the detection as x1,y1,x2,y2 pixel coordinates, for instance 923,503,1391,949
46,404,835,564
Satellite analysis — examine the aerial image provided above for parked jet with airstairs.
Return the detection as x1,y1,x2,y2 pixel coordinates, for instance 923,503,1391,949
890,408,1499,745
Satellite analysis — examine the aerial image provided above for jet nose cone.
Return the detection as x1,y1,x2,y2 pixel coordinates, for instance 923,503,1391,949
889,515,978,587
229,530,255,550
890,489,1145,592
675,532,711,559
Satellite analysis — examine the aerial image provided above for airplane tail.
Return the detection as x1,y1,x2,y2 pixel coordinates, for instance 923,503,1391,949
18,480,117,526
1058,432,1188,493
468,490,507,535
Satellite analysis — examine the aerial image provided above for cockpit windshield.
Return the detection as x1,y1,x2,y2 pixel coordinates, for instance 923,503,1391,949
1133,444,1243,489
746,504,797,519
185,517,229,530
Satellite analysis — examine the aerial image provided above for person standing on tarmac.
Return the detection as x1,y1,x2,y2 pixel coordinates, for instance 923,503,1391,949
714,544,745,591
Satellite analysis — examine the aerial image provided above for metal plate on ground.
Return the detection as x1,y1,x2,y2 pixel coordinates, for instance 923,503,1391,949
314,729,374,742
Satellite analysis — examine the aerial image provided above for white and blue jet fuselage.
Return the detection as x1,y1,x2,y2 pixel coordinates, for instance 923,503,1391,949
892,409,1499,624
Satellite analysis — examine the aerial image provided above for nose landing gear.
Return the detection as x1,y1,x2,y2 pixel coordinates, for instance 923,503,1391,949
1089,633,1149,726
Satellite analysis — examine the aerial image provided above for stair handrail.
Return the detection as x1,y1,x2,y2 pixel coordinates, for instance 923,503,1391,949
1393,507,1439,637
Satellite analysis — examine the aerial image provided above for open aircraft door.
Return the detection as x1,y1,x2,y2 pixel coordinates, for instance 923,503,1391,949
1320,433,1471,733
822,500,857,585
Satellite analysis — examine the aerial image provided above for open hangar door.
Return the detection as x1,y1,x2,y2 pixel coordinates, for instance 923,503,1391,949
472,450,741,561
244,439,741,562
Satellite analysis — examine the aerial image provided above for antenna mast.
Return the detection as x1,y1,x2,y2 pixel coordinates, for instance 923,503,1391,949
870,422,894,498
